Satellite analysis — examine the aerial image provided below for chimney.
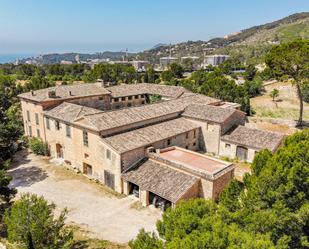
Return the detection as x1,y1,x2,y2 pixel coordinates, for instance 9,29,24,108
97,79,105,87
48,90,56,98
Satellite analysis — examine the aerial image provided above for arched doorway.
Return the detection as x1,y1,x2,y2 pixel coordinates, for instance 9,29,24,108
236,146,248,161
56,143,63,158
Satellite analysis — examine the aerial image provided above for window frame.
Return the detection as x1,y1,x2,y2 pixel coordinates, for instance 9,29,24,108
46,117,50,130
83,130,88,147
66,124,71,138
35,113,39,125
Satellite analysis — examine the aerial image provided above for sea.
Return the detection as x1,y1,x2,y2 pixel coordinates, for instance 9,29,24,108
0,54,36,64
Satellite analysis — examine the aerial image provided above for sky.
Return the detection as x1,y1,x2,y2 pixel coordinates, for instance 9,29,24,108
0,0,308,55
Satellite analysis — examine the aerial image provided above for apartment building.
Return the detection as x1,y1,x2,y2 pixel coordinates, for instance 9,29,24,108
19,82,284,206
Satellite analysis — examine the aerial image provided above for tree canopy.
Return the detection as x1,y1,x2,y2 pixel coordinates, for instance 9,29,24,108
131,129,309,249
266,39,309,126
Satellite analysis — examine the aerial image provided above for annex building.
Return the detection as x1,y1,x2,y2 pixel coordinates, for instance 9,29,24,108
18,82,284,207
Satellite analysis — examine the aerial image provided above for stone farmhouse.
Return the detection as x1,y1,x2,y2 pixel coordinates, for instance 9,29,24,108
18,82,284,207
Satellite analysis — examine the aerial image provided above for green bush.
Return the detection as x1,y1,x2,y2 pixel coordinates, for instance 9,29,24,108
28,137,49,156
4,193,73,249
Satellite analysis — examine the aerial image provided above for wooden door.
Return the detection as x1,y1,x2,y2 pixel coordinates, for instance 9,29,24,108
104,170,115,190
236,146,248,161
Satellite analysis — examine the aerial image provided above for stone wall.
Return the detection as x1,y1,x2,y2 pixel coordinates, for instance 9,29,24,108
21,100,47,141
219,140,256,163
120,128,200,171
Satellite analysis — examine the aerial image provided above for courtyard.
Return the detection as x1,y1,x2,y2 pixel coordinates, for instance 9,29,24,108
8,150,161,244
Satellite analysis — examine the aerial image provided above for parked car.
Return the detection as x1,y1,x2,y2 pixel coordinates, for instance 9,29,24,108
132,185,139,198
152,196,171,211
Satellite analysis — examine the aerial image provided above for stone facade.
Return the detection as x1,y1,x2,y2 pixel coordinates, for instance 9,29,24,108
19,83,284,206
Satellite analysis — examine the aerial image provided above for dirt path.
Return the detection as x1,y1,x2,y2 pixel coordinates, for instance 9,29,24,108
8,150,161,244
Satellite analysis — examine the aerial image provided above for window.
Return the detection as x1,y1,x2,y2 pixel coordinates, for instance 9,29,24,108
37,129,40,138
28,126,32,137
46,117,50,130
121,97,125,101
135,95,139,99
128,96,132,100
167,139,171,146
185,145,189,149
114,98,119,102
193,130,196,138
35,113,39,125
55,121,60,130
225,143,231,149
66,124,71,138
84,153,89,158
98,96,104,100
106,149,111,160
27,110,30,121
83,131,88,146
142,101,145,104
193,142,196,147
186,132,189,139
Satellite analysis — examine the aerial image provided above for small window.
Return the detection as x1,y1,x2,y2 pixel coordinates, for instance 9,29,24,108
106,149,111,160
27,110,31,121
84,153,89,158
121,97,125,101
98,96,104,100
193,142,196,147
128,96,132,100
28,126,32,137
83,131,88,146
185,145,189,149
55,121,60,130
46,117,50,130
142,101,145,104
167,139,171,146
193,130,196,138
186,132,189,139
225,143,231,149
37,129,40,138
135,95,139,99
114,98,119,102
35,113,39,125
141,94,144,98
66,124,71,138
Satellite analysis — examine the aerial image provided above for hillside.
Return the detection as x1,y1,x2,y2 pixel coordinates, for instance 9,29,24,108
137,12,309,64
20,51,135,64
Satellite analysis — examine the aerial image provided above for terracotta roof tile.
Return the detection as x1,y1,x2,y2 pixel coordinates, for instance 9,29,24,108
221,126,284,151
18,82,110,102
104,118,200,153
122,159,199,203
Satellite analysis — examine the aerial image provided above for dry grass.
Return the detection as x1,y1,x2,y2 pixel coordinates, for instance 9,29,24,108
251,81,309,121
70,225,129,249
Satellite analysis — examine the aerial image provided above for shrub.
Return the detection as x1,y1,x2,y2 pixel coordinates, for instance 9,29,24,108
4,193,73,249
28,137,49,156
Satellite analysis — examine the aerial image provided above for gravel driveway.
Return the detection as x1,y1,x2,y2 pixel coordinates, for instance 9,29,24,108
9,150,161,243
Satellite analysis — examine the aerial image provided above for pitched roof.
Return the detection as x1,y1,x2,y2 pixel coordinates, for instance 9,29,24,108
44,102,102,123
182,104,243,123
221,126,284,151
73,93,218,132
122,159,199,203
104,118,200,153
18,82,110,102
106,83,189,99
